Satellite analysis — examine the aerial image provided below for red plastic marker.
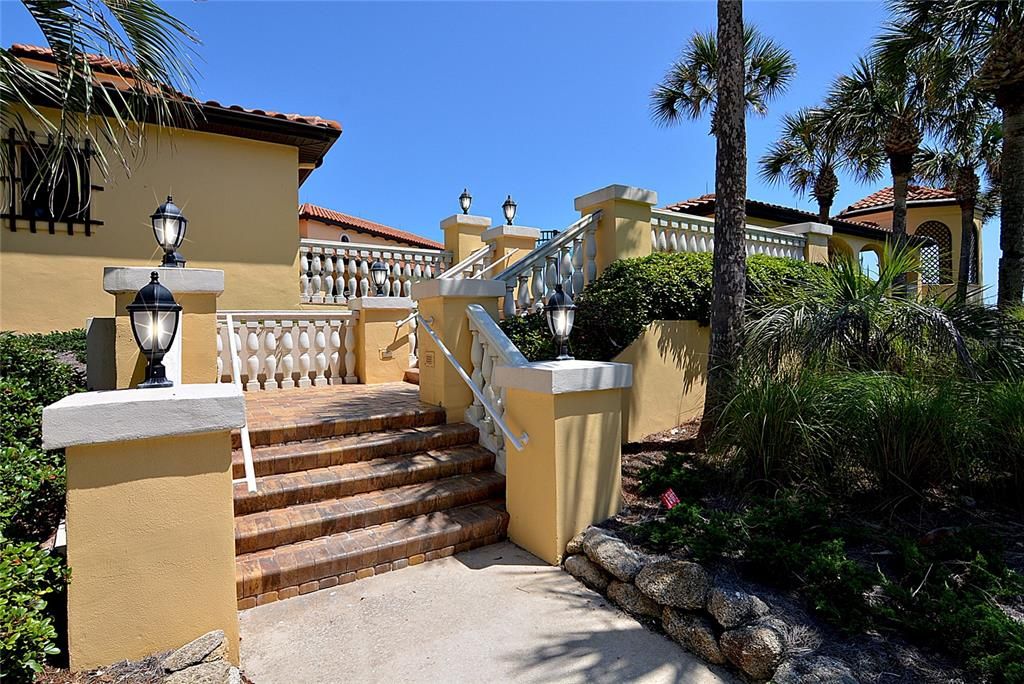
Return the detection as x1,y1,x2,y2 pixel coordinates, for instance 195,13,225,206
661,488,681,510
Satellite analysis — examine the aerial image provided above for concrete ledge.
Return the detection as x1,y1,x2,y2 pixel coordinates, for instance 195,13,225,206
493,360,633,395
781,221,833,236
42,383,246,450
103,267,226,295
441,214,492,230
412,279,506,300
348,296,414,311
574,184,658,212
481,225,542,242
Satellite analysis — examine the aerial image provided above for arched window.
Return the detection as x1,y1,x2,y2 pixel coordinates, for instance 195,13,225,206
340,234,350,242
915,220,953,285
966,225,980,285
859,247,880,280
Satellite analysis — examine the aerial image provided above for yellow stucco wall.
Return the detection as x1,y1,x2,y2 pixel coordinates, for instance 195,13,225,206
503,387,623,564
1,105,301,333
354,306,414,384
65,430,239,670
299,218,436,248
613,320,709,442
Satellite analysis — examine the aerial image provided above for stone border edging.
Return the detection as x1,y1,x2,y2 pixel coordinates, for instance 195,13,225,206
561,527,858,683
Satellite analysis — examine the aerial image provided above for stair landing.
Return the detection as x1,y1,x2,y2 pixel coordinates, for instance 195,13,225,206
233,383,508,609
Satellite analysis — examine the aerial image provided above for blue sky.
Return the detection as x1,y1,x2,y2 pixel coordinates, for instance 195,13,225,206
0,1,1000,291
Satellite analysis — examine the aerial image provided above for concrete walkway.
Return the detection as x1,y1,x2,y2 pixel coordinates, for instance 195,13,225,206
240,542,733,684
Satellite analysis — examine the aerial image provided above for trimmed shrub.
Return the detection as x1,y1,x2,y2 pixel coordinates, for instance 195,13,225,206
501,252,817,361
0,543,67,682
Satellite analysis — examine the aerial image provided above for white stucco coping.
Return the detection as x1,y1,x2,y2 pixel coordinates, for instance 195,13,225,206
781,221,833,236
574,184,658,211
492,360,633,395
440,214,492,230
481,225,542,242
103,266,226,295
42,383,245,450
347,296,415,311
411,279,506,300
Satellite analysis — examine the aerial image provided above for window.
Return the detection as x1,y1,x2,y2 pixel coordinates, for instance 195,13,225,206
859,247,880,280
3,129,102,235
966,225,980,285
915,220,953,285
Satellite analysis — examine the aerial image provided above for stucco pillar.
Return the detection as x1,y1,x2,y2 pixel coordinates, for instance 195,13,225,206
482,224,541,274
442,214,491,264
103,267,224,389
574,184,658,274
348,296,415,383
41,384,246,671
494,360,633,564
781,221,833,264
411,279,505,422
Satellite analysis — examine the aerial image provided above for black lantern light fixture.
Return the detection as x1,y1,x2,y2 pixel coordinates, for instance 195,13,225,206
150,195,188,267
459,188,473,214
502,194,517,225
126,272,182,388
370,259,389,296
545,284,576,361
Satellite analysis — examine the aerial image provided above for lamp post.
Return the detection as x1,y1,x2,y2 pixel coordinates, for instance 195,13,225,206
370,259,389,296
502,195,517,225
126,272,182,388
150,196,188,267
545,284,576,361
459,188,473,214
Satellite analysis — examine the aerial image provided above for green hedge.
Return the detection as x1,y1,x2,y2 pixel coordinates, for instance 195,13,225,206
0,330,84,680
500,252,818,361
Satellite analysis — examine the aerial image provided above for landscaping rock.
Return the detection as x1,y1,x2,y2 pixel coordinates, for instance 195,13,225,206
662,607,726,665
635,560,710,609
772,655,858,683
564,554,611,592
582,528,647,582
706,586,770,629
228,666,241,684
565,530,586,556
164,659,233,684
607,580,662,618
162,630,227,673
720,623,785,680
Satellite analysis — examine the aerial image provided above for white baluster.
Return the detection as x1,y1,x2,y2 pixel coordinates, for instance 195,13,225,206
531,263,546,312
559,246,573,291
310,253,324,303
517,274,530,314
328,320,342,384
466,329,485,424
391,261,402,296
297,321,312,388
344,318,358,383
408,315,418,368
280,321,296,389
584,225,598,287
300,250,311,302
313,320,328,386
245,322,261,391
570,237,584,296
324,255,336,303
479,349,495,439
504,284,517,319
216,327,224,381
346,251,357,298
669,228,680,252
359,257,370,297
403,262,413,296
264,321,280,389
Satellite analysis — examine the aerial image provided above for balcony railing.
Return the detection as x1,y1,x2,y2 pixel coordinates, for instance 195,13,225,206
650,209,807,261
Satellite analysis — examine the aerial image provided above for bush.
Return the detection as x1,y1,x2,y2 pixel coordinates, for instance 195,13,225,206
0,543,67,682
500,252,818,361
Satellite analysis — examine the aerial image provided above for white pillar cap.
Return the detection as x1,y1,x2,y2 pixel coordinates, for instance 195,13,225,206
493,360,633,395
103,267,225,295
440,214,492,230
481,225,542,242
574,185,658,211
347,296,415,311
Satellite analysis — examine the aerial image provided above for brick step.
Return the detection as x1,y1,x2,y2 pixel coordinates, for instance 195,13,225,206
403,368,419,385
235,501,509,606
234,398,446,449
233,446,496,516
235,472,504,553
231,423,479,479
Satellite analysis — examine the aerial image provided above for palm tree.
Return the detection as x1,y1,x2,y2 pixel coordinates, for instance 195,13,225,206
0,1,199,209
651,24,796,133
917,112,1002,303
877,0,1024,308
822,55,932,247
758,108,842,223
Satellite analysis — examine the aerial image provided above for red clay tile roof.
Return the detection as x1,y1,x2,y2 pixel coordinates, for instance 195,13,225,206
836,185,957,217
10,43,342,132
664,193,890,237
299,204,444,250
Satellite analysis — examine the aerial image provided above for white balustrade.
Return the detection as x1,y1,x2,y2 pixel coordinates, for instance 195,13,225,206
650,209,807,261
299,238,452,304
495,212,600,317
217,311,359,390
465,304,528,473
438,245,492,280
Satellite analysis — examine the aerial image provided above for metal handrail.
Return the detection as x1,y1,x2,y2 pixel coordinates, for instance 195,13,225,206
414,313,528,452
493,211,600,283
471,249,520,279
224,313,257,493
438,245,491,279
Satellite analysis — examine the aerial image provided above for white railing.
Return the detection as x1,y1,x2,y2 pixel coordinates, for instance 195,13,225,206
465,304,529,473
299,238,452,304
217,311,359,390
494,212,601,317
650,209,807,261
438,245,492,280
415,311,528,466
224,312,257,493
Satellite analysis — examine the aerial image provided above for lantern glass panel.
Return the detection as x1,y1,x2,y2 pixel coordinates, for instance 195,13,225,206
131,309,179,355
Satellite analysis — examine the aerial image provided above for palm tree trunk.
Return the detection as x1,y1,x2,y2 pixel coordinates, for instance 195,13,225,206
890,154,912,295
701,0,747,431
817,198,833,224
957,200,975,303
998,102,1024,309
